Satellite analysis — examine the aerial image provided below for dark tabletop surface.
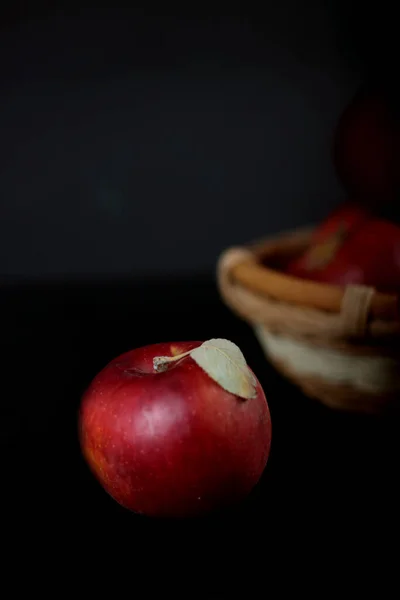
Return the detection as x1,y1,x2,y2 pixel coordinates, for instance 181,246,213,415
2,274,399,580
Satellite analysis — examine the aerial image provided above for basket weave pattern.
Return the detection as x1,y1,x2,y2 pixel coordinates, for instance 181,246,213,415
217,229,400,414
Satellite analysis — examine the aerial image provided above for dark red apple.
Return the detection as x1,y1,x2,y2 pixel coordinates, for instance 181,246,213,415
286,208,400,294
286,201,372,278
79,340,271,518
334,85,399,206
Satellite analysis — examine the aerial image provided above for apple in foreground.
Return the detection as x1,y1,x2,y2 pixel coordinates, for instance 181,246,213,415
79,339,271,518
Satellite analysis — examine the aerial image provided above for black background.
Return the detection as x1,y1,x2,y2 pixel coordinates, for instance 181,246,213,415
4,277,399,576
1,1,399,588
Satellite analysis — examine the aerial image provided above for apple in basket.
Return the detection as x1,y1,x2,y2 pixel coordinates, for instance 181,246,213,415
285,201,370,278
79,339,271,518
285,204,400,294
334,85,399,206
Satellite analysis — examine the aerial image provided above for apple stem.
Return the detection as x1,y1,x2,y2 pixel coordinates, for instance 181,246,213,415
153,350,192,373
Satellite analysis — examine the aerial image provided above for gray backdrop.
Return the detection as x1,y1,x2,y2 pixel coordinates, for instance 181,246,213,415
0,4,360,281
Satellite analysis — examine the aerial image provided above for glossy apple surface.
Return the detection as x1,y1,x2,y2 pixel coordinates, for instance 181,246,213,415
79,341,271,518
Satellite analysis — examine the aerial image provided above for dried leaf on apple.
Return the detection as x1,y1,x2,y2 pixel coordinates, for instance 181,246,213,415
190,338,257,400
153,338,257,400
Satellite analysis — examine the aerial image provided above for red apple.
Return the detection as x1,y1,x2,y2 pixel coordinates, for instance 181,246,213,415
286,209,400,294
334,85,399,206
79,340,271,518
285,201,372,278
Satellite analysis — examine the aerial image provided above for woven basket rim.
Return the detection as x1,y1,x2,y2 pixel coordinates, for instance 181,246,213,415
217,227,400,346
224,227,399,323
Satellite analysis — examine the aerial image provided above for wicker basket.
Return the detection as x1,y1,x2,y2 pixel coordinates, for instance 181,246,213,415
217,228,400,414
